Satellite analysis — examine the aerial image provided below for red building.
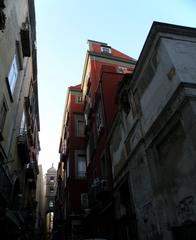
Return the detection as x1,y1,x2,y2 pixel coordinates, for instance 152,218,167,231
57,40,136,240
58,84,87,240
81,40,136,239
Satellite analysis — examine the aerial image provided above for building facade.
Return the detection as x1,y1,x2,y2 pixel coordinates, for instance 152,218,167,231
55,22,196,240
58,84,87,240
35,165,45,240
81,40,136,239
56,40,136,239
0,0,40,239
109,22,196,240
45,164,57,239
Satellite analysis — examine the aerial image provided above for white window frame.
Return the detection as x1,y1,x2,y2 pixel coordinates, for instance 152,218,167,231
101,46,111,54
8,55,19,95
76,95,83,104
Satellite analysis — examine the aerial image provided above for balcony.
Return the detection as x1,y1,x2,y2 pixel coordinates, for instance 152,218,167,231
17,128,30,164
25,162,37,189
88,177,110,207
20,22,31,57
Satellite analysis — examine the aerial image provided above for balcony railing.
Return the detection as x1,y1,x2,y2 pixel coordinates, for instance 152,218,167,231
88,177,110,207
90,177,109,191
25,162,37,190
25,161,37,183
17,128,30,164
20,22,31,57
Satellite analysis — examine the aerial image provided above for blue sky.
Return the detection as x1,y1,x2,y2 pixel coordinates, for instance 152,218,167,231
34,0,196,173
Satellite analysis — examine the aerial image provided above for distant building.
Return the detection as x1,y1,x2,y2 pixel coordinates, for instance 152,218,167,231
35,165,45,240
0,0,40,239
45,164,57,239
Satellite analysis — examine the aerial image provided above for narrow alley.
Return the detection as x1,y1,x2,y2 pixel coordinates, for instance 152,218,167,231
1,1,196,240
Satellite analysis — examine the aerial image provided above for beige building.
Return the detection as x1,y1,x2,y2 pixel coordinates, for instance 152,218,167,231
45,164,57,239
109,22,196,240
0,0,40,239
35,165,45,240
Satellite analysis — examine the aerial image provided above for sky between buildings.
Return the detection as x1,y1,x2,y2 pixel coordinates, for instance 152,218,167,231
34,0,196,174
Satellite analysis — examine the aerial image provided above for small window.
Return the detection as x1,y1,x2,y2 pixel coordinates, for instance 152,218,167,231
7,55,19,95
49,186,54,193
76,96,83,104
19,111,27,135
49,200,54,208
75,114,85,137
120,91,130,115
96,102,104,134
77,120,85,137
101,46,111,54
0,98,8,140
77,153,86,177
50,176,55,183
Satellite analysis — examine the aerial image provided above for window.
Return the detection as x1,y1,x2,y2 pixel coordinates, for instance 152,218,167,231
7,55,19,95
0,98,8,140
101,46,111,54
77,120,85,136
81,193,88,209
76,96,83,104
49,200,54,208
50,176,54,183
0,1,6,31
96,102,104,134
120,91,130,115
74,114,85,137
19,111,27,135
138,51,159,96
49,186,54,193
76,152,86,177
88,130,96,161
